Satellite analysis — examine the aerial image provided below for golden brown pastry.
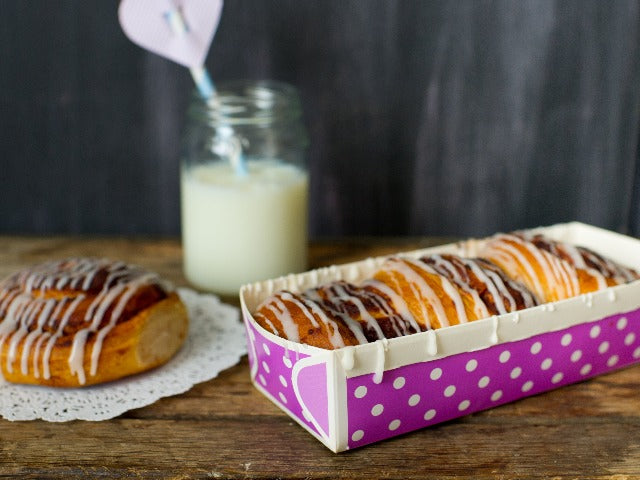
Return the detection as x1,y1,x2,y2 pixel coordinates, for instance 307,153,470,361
254,254,538,349
481,232,640,302
254,281,421,349
419,254,538,316
0,258,189,387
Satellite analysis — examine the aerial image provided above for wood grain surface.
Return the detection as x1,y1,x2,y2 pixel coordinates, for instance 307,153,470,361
1,236,640,479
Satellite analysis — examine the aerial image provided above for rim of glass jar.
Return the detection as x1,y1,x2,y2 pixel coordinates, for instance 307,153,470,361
187,80,304,127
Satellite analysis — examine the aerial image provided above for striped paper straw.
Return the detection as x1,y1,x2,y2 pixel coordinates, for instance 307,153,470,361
165,3,247,176
164,5,215,99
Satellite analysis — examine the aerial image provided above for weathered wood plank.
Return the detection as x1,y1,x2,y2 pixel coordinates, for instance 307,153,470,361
2,417,640,478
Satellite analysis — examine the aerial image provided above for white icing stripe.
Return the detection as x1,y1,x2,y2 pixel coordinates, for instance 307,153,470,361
463,259,508,315
406,258,469,324
279,292,319,328
485,251,538,309
563,244,587,269
90,274,157,376
431,256,492,319
267,297,300,342
42,294,85,380
481,267,518,310
429,256,485,317
363,279,420,333
328,284,384,341
32,331,50,379
0,289,18,316
20,299,55,375
301,288,357,341
490,238,546,300
508,235,560,297
84,270,130,321
385,259,452,327
378,262,432,329
279,292,348,348
362,288,408,336
554,252,580,297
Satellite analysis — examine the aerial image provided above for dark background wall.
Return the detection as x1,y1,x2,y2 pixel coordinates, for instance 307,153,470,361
1,0,639,238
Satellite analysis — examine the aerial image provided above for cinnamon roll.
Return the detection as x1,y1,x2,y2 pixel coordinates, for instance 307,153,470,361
0,258,188,387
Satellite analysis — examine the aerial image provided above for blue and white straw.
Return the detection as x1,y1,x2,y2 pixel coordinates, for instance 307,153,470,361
164,5,215,99
165,4,247,176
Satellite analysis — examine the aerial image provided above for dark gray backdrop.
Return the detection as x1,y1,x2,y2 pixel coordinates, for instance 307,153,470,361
1,0,640,238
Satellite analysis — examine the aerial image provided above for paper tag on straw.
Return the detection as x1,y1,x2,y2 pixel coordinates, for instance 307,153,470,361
118,0,223,68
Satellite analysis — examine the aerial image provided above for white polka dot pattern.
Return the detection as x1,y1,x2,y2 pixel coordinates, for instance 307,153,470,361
346,310,640,449
244,319,324,440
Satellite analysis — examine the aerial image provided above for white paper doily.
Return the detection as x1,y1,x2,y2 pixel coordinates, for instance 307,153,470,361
0,288,246,421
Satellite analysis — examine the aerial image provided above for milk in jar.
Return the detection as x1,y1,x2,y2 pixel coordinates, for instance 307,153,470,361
181,159,308,294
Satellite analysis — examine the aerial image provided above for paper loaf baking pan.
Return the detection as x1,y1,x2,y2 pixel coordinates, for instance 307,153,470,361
239,222,640,452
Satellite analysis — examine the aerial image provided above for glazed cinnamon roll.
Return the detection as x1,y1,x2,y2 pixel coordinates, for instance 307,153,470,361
0,258,188,387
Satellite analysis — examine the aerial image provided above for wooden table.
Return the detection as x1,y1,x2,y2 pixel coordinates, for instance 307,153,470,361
1,236,639,479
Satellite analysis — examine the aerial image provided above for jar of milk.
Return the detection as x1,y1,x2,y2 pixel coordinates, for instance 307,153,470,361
180,80,309,295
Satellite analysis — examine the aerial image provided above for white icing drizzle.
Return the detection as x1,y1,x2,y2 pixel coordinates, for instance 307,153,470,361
266,297,299,342
277,292,320,328
261,308,280,336
489,316,499,344
480,263,521,310
20,299,55,375
378,261,433,329
0,258,165,385
588,269,609,291
6,299,41,373
490,234,583,301
461,259,505,315
428,255,490,319
563,244,587,268
42,294,85,380
372,339,387,384
547,247,578,298
426,329,438,356
578,247,637,283
363,279,420,333
340,347,355,371
327,283,385,341
0,289,19,317
89,273,158,376
488,238,546,300
31,330,50,379
408,258,469,325
279,292,348,348
306,287,370,345
517,235,577,299
383,258,452,328
360,286,413,337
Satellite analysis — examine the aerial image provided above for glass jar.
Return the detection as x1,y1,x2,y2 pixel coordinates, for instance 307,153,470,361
180,80,309,295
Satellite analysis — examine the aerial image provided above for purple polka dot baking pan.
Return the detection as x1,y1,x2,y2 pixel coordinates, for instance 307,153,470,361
240,222,640,452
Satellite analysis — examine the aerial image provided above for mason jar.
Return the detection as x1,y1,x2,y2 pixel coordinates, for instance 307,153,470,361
180,80,309,295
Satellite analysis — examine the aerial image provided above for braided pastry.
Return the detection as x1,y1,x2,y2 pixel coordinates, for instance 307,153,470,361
254,253,539,349
254,234,639,350
0,258,188,387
